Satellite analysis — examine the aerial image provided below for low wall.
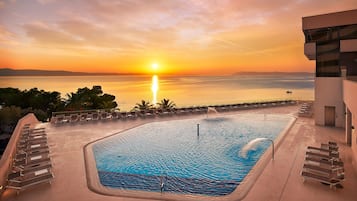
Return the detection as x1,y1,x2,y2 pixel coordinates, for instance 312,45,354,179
343,80,357,172
0,114,39,193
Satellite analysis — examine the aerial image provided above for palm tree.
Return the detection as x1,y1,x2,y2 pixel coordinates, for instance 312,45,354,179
158,98,176,110
132,100,154,111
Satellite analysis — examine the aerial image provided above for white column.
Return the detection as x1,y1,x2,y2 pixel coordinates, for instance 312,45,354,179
346,107,352,146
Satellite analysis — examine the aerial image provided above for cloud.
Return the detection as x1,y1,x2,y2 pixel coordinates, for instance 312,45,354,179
0,25,20,46
57,17,148,49
1,0,357,72
36,0,56,4
0,1,5,8
23,21,83,47
13,0,304,54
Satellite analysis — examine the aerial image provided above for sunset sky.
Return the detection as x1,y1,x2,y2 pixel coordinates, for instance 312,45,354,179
0,0,356,75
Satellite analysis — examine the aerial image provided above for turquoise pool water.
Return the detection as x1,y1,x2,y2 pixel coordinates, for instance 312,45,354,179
93,114,292,196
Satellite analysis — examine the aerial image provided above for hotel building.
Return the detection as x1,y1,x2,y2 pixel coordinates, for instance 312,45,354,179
302,9,357,168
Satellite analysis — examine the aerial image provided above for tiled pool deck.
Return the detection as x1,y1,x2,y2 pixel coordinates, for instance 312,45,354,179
2,105,357,201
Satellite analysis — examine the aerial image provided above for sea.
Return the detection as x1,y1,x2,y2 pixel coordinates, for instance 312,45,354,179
0,74,314,111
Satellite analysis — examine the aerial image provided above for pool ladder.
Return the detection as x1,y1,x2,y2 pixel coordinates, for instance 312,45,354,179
160,175,165,193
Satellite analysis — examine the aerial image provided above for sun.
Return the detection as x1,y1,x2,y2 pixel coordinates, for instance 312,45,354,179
151,63,159,70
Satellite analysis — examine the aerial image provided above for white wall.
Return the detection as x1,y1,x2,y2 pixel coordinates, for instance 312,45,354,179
315,77,345,127
351,115,357,172
343,80,357,171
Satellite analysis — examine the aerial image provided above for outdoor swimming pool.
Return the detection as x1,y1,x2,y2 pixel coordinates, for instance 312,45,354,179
92,114,292,196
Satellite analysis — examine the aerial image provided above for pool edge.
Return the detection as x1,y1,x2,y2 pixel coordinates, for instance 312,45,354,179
83,114,298,201
228,115,297,200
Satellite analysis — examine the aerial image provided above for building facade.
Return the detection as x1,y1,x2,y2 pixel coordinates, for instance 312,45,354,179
302,9,357,169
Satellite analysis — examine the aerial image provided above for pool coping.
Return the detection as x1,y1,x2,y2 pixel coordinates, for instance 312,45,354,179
83,114,297,201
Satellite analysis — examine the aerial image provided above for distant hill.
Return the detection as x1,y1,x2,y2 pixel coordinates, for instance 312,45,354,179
233,72,314,76
0,68,125,76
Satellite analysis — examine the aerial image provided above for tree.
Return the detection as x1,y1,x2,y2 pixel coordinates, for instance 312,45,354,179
99,94,117,109
0,106,22,125
132,100,154,111
64,86,117,110
0,87,63,119
0,88,22,106
158,98,176,110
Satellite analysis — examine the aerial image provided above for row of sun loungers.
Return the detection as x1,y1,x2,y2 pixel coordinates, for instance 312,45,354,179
298,102,313,117
6,125,54,194
52,100,297,124
301,141,345,189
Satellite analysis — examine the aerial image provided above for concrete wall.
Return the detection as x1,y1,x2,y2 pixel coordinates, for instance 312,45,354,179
351,115,357,172
304,42,316,60
302,9,357,30
343,80,357,170
0,114,39,193
314,77,345,127
341,39,357,52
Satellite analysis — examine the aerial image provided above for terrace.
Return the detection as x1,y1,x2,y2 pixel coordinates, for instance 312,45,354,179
1,103,357,201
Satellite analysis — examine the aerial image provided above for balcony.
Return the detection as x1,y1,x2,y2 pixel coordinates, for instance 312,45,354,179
304,42,316,60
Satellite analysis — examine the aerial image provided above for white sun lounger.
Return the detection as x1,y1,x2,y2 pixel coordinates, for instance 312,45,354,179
301,170,344,189
303,163,344,175
13,153,51,166
305,155,344,166
12,160,52,174
6,168,54,194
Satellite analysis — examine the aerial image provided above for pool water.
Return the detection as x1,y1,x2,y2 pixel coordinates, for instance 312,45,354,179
93,114,292,196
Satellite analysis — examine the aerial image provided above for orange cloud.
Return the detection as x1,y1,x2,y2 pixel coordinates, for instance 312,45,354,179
0,0,356,74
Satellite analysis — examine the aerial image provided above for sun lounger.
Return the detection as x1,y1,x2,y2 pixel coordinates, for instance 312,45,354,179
306,150,339,159
29,128,45,131
305,155,344,166
13,154,51,166
18,138,47,147
14,152,50,162
127,112,138,119
307,146,338,153
92,113,99,120
321,143,338,150
6,168,54,194
22,128,45,134
301,170,344,188
16,148,50,157
12,160,52,173
21,132,47,139
303,163,344,175
70,114,79,122
328,141,337,146
15,149,50,160
21,133,47,141
23,129,45,136
22,129,46,136
17,142,49,151
79,113,88,122
8,172,22,181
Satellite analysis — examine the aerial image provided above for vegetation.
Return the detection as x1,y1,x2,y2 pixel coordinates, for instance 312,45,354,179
0,88,64,119
132,100,154,111
64,86,117,111
0,86,177,156
158,98,176,110
131,98,176,112
0,86,118,155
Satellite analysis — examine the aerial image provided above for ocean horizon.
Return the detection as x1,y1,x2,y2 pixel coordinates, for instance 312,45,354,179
0,74,314,111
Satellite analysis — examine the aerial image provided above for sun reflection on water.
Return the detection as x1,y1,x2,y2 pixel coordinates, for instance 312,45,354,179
151,75,159,105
